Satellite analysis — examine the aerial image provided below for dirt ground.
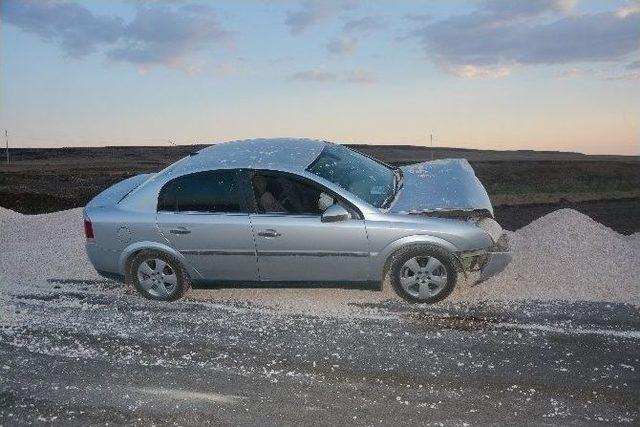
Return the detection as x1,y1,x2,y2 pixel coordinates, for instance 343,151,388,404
0,143,638,233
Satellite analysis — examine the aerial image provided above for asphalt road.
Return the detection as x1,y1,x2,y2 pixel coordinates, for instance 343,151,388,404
1,280,639,425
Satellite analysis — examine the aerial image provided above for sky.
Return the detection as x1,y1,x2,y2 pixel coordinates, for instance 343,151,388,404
1,0,639,155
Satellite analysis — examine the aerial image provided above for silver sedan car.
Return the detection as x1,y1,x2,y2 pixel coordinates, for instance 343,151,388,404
83,138,510,303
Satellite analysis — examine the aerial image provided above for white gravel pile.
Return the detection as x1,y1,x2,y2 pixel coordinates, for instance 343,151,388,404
454,209,640,305
0,206,22,223
1,207,638,314
0,208,102,288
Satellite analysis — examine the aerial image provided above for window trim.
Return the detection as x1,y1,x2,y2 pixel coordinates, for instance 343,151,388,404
156,169,249,214
241,169,363,219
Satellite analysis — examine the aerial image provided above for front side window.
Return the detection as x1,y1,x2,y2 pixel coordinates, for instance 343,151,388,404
252,174,324,215
306,144,395,208
158,170,241,213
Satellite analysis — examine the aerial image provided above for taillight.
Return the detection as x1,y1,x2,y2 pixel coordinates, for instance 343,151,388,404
84,219,94,239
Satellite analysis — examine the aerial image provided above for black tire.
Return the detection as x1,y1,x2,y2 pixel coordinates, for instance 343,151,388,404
388,245,458,304
128,250,191,301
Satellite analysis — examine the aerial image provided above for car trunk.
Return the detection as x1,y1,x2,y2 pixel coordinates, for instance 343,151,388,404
85,174,153,209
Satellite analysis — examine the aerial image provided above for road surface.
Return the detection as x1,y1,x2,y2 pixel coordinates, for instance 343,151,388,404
1,280,638,425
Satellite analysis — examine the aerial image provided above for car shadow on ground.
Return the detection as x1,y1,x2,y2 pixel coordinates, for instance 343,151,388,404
191,280,381,292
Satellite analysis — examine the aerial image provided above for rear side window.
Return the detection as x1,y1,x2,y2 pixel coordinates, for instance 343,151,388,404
158,170,242,213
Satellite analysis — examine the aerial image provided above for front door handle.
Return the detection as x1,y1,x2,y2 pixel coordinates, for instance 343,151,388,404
257,229,281,238
169,227,191,235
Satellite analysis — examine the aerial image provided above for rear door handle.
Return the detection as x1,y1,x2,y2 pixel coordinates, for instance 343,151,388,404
257,229,281,238
169,227,191,235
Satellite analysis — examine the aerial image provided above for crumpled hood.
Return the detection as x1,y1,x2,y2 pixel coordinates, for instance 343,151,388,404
389,159,493,217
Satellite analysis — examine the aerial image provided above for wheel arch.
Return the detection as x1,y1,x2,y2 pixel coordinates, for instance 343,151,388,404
119,241,202,281
374,235,459,281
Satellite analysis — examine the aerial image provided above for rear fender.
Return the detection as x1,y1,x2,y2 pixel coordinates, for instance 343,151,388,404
119,241,203,280
372,235,458,281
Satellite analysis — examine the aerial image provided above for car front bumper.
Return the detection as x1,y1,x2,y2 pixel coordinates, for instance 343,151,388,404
478,249,512,282
456,232,511,283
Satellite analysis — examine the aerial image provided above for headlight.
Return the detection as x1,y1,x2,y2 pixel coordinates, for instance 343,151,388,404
475,217,503,244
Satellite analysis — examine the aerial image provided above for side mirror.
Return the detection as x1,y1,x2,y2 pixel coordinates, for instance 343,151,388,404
321,204,351,223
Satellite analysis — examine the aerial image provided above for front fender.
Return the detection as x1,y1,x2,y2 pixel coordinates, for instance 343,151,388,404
371,234,458,281
118,241,203,280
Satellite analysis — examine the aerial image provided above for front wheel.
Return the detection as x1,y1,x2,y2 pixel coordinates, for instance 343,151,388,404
129,250,191,301
389,245,458,303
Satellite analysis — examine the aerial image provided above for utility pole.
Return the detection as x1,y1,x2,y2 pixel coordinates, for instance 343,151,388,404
430,133,434,160
4,130,8,164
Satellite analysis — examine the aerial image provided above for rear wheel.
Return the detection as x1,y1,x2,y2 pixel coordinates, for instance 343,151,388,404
129,250,191,301
389,245,457,303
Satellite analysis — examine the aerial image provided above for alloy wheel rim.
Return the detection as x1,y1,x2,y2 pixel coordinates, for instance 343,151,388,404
137,258,177,298
399,256,448,299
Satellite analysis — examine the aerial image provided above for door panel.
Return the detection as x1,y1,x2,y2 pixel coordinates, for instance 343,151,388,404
250,214,370,282
157,212,258,281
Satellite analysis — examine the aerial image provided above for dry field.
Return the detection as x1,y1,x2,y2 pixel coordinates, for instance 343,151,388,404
1,144,638,233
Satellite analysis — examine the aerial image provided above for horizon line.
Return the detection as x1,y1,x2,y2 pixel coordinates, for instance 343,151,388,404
4,141,639,158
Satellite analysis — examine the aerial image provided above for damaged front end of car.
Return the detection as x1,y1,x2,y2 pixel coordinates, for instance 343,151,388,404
458,217,511,284
389,158,512,283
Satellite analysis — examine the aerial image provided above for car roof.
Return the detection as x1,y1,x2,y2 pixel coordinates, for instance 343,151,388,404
173,138,328,175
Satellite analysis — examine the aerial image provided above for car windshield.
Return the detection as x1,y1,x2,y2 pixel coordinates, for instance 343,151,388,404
306,144,396,208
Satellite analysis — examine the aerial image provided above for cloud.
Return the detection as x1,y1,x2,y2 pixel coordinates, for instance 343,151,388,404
107,3,230,72
1,0,123,58
615,2,640,18
290,70,338,82
626,60,640,70
409,0,640,78
289,69,376,84
326,37,356,55
554,64,640,80
479,0,577,20
403,13,432,23
345,70,377,84
322,15,382,56
559,67,583,79
343,16,385,34
285,0,356,35
608,71,640,80
447,65,512,79
2,0,230,73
